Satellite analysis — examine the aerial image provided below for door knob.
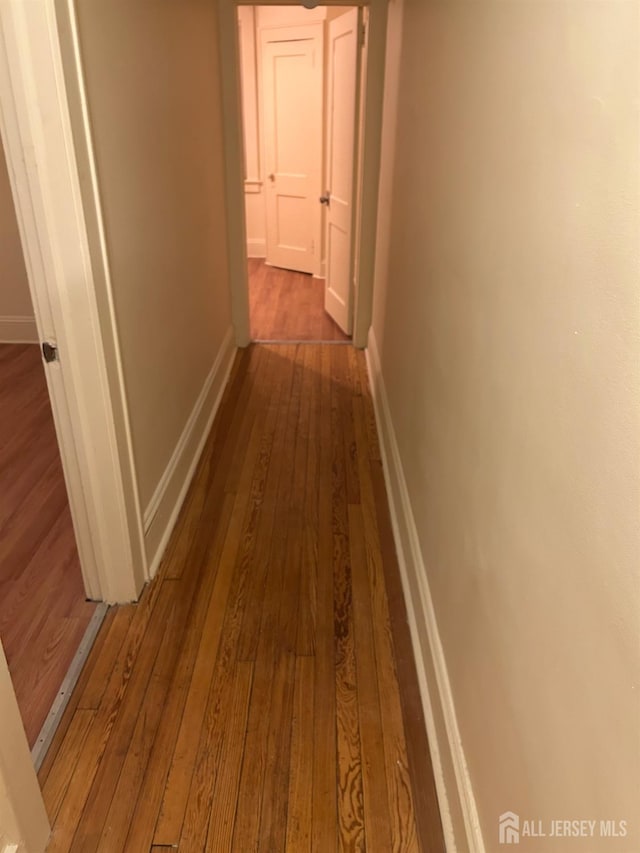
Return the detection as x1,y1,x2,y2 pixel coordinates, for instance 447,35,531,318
319,193,330,205
268,173,275,182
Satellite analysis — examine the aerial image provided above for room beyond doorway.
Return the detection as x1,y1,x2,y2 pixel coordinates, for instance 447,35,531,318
237,5,361,343
249,259,350,342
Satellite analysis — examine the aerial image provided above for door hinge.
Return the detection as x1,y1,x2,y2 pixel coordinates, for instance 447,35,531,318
42,341,59,363
360,22,366,47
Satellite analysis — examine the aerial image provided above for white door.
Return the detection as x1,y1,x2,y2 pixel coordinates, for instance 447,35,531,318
324,8,360,334
262,26,323,274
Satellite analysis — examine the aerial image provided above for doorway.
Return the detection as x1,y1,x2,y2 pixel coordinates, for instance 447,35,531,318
0,140,98,755
237,5,362,342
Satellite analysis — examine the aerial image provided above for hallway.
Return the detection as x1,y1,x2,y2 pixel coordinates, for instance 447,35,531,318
39,344,443,852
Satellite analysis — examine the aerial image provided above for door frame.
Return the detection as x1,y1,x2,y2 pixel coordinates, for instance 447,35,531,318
219,0,389,348
0,642,50,853
0,0,146,606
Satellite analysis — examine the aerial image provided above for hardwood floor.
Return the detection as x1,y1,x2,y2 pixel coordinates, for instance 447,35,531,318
0,344,96,747
40,344,444,852
248,258,351,342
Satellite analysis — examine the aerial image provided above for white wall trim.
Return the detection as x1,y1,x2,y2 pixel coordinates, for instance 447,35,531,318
0,316,38,344
238,7,261,191
246,237,266,258
219,0,251,346
59,0,147,595
366,328,485,853
143,327,236,579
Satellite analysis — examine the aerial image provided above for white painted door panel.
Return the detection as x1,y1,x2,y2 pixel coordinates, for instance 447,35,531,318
262,27,322,274
324,9,359,333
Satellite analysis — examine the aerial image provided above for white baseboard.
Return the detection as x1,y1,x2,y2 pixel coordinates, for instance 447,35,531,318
246,238,266,259
0,316,38,344
143,327,236,578
366,329,485,853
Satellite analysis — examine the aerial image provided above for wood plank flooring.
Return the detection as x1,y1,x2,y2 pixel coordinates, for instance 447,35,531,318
248,259,351,342
40,344,444,852
0,343,96,747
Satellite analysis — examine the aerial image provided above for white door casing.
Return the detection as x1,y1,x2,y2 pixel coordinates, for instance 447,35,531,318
261,24,323,275
0,641,49,852
324,8,360,335
0,0,146,605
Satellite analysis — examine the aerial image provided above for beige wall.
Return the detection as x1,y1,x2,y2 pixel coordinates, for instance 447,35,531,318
0,140,36,341
73,0,233,512
373,0,640,849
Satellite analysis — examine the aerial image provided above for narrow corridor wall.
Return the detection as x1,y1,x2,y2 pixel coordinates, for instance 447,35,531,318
372,0,640,849
68,0,234,562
